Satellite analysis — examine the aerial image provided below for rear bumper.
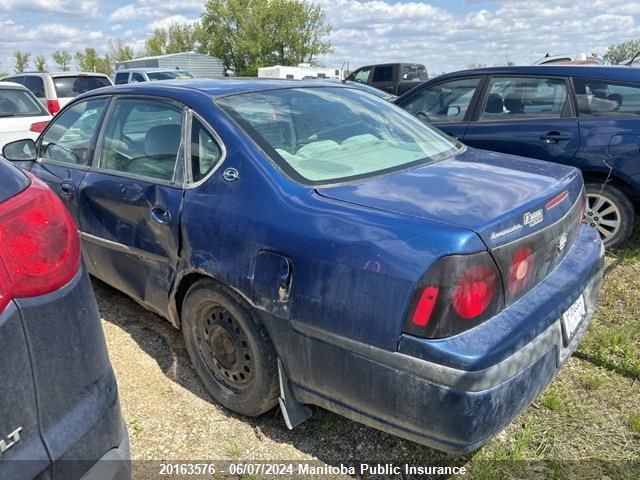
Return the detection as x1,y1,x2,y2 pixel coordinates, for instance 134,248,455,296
80,420,131,480
291,225,604,453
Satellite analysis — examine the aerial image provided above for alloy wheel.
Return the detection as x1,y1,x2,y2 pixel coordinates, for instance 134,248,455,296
584,193,621,242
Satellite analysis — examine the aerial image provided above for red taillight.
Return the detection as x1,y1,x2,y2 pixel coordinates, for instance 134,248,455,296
404,252,504,338
46,99,60,115
507,246,535,295
411,286,439,327
0,176,80,312
545,191,569,210
452,265,497,319
30,121,49,133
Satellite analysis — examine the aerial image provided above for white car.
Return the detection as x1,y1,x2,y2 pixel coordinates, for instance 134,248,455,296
0,82,51,151
1,72,112,115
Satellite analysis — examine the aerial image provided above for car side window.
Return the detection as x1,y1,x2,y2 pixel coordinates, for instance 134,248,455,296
39,98,108,165
479,77,569,122
372,66,393,83
353,67,371,83
24,77,45,99
191,118,222,182
131,73,145,83
573,78,640,116
402,77,480,123
114,72,129,85
98,98,184,181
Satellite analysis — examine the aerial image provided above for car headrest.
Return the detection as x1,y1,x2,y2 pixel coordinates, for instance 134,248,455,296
504,95,524,114
0,98,18,115
144,124,182,158
485,94,503,113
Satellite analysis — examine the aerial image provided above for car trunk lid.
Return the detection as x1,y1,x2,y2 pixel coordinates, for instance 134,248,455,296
316,148,583,249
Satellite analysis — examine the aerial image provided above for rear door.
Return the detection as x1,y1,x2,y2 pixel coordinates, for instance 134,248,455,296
462,75,580,164
78,96,185,316
32,96,110,223
0,161,51,480
572,77,640,181
370,65,396,94
397,76,484,141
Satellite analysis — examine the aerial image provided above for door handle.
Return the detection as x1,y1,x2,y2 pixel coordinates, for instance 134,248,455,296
540,132,571,144
150,207,171,225
58,182,76,198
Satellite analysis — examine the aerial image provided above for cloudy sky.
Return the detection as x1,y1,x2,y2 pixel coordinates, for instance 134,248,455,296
1,0,640,74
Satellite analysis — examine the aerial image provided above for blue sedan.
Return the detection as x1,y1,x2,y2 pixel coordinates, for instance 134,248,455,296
2,80,604,453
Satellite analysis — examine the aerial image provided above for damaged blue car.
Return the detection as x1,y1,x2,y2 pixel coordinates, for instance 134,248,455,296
2,80,604,453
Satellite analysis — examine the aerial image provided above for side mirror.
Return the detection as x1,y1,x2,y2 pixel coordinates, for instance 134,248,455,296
447,105,461,116
2,139,37,162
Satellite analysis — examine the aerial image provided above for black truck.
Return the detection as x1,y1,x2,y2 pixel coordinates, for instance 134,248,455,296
346,63,428,95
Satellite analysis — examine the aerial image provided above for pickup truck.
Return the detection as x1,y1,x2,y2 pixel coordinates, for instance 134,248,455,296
346,63,428,95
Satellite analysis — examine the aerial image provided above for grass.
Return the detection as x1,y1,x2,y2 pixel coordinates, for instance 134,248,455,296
224,440,242,460
629,414,640,434
541,390,566,412
129,418,144,438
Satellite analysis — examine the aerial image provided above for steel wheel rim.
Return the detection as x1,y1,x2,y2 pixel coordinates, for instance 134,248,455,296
584,193,621,242
195,304,255,393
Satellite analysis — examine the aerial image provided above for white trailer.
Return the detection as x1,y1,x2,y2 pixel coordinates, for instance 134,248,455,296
258,64,343,80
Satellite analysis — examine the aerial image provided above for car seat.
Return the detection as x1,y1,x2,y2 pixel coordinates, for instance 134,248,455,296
127,124,181,180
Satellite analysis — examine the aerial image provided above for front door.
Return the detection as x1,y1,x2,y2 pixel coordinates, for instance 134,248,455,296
32,97,110,223
462,75,580,165
78,97,186,316
397,76,483,141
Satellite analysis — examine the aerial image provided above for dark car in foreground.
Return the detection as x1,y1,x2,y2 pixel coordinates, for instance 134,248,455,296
0,158,129,479
396,65,640,247
3,80,604,453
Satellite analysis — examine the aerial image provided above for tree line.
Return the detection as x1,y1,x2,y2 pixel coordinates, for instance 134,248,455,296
2,0,331,78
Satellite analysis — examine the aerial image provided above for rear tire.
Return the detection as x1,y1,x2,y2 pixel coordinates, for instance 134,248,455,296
584,182,635,248
182,279,279,416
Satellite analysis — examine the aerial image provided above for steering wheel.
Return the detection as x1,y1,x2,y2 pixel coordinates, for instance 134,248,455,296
121,135,137,154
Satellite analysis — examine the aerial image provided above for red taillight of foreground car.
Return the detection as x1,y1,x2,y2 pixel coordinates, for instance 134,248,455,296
405,252,504,338
47,99,60,115
0,175,80,312
30,121,49,133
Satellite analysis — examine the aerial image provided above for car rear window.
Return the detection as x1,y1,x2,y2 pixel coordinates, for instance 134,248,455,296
0,87,48,116
217,87,459,184
147,71,194,81
53,76,111,98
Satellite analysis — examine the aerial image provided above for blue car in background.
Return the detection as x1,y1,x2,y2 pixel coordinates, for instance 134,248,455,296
396,65,640,247
3,80,604,453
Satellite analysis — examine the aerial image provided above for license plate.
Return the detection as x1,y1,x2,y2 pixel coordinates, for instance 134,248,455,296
561,294,586,345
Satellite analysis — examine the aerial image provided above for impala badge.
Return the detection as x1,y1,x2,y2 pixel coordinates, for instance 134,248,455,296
222,168,240,182
0,427,22,455
524,209,543,227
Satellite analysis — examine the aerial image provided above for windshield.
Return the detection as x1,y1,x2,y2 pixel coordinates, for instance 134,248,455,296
217,87,459,184
0,87,48,116
147,71,194,81
54,76,111,98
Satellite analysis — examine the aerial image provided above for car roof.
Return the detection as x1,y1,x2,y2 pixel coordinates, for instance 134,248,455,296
116,68,189,73
0,81,29,90
5,72,110,78
80,78,353,100
430,65,640,83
